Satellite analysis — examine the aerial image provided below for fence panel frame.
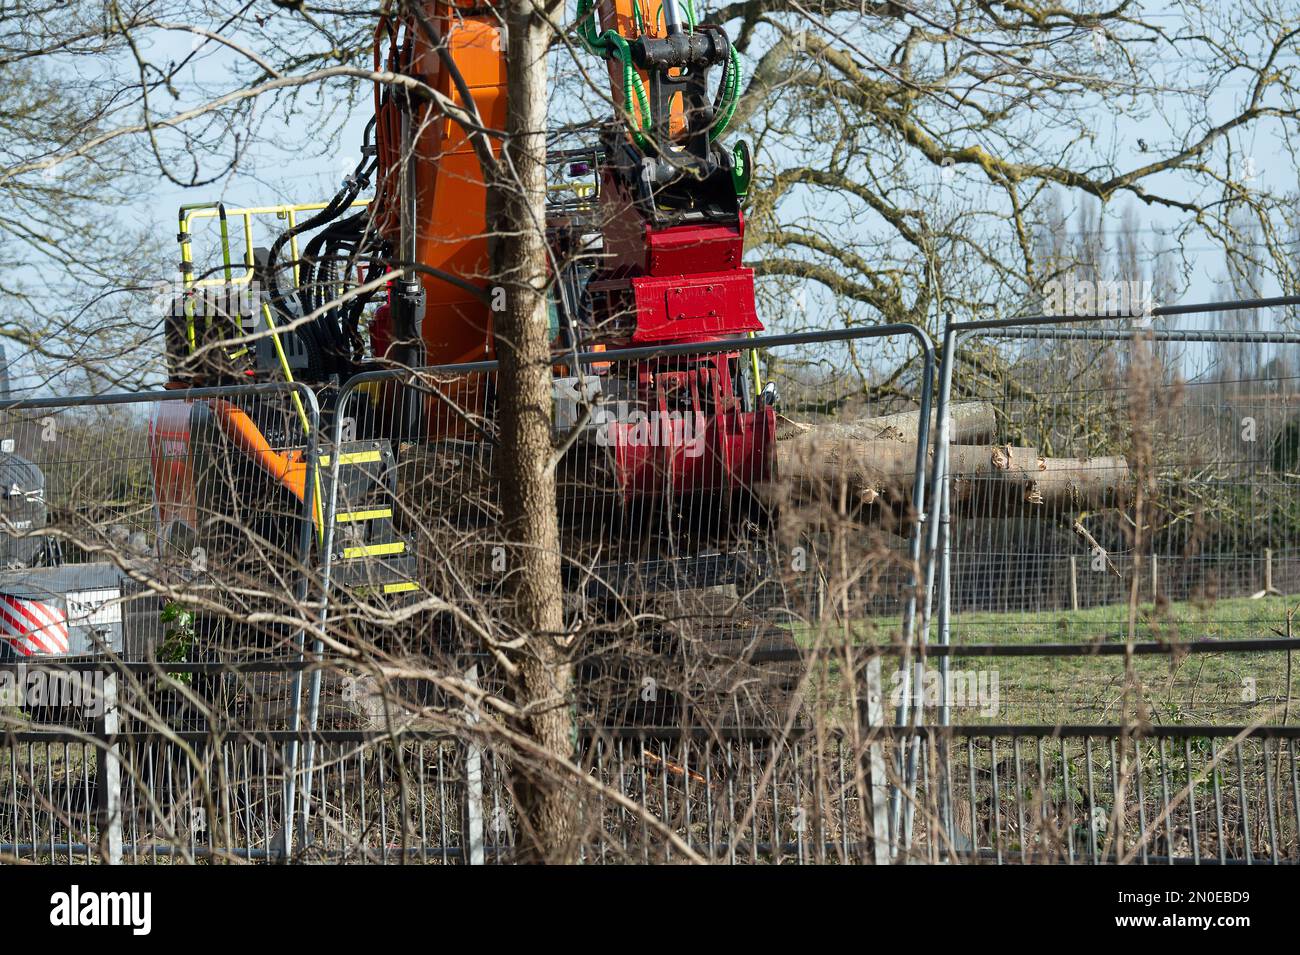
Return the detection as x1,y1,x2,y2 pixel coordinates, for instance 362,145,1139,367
0,380,322,860
309,325,935,844
912,298,1300,857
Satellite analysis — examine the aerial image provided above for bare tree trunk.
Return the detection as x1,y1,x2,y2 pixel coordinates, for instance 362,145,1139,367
490,0,574,864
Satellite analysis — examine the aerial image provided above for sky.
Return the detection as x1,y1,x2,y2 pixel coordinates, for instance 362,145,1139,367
13,2,1300,394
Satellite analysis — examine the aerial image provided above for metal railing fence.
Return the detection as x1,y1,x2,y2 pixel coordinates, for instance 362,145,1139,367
6,720,1296,864
6,302,1300,863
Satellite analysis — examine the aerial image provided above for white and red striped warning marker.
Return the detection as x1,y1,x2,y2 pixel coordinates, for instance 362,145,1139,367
0,594,69,656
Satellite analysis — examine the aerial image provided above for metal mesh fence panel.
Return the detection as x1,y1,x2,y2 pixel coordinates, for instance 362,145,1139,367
926,321,1300,726
0,383,320,734
313,327,933,739
5,320,1299,863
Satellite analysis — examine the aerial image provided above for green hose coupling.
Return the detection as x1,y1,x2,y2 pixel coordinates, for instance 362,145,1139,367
731,140,753,199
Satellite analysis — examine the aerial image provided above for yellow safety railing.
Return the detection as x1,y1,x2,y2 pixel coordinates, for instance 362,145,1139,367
178,200,370,289
175,199,367,543
176,199,371,405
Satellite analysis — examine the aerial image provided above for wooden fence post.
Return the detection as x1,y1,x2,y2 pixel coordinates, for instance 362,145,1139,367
1069,556,1079,612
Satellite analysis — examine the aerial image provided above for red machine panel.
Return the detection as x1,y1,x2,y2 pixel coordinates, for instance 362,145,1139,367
630,271,761,344
644,222,744,275
603,357,775,498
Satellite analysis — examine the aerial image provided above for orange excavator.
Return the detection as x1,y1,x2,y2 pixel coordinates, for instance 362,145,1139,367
150,0,796,722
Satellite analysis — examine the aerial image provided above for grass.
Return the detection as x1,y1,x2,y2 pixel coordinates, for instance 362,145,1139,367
794,595,1300,726
934,595,1300,645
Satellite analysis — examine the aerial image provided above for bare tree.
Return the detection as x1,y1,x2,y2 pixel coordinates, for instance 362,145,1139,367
490,0,574,864
699,1,1300,384
5,0,1300,868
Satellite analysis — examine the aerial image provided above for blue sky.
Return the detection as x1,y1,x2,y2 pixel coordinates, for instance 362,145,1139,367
139,10,1300,314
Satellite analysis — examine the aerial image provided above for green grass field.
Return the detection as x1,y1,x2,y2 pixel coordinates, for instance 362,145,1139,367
934,594,1299,645
795,596,1300,726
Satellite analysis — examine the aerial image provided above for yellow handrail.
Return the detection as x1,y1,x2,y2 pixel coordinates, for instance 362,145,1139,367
175,199,367,545
179,200,370,289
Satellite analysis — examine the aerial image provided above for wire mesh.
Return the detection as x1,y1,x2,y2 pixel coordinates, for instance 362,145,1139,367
929,323,1300,725
0,384,320,733
317,328,933,736
3,323,1298,863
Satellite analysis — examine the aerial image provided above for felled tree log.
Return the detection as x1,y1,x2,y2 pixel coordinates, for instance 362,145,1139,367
773,433,1130,513
776,401,996,445
775,437,920,505
945,445,1131,511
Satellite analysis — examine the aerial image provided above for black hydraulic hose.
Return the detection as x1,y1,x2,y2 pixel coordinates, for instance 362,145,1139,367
701,24,732,117
312,243,365,359
405,4,497,183
361,114,377,156
396,261,493,304
302,223,360,315
262,156,375,376
264,154,374,315
264,186,358,316
298,230,331,316
309,210,370,332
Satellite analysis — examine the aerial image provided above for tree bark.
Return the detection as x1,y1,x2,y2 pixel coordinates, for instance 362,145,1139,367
774,434,1129,512
490,0,575,864
775,401,996,444
946,445,1130,511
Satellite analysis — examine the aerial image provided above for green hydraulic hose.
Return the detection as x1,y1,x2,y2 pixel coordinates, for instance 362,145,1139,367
606,32,652,148
710,45,741,141
576,0,652,148
577,0,741,146
577,0,607,52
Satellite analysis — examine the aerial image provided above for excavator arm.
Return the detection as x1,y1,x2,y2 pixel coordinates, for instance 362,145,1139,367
158,0,763,529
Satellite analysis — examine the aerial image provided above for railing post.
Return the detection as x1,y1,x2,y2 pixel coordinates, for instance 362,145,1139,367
863,656,891,864
1252,547,1281,598
465,664,485,865
1069,555,1079,612
95,671,122,865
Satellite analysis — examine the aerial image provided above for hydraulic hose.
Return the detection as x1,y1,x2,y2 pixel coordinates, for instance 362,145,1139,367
266,125,374,315
263,154,374,376
577,0,652,147
577,0,737,145
710,45,741,141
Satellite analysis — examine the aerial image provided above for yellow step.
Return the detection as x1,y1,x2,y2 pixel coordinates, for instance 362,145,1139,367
341,541,406,559
336,507,393,523
319,449,383,467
